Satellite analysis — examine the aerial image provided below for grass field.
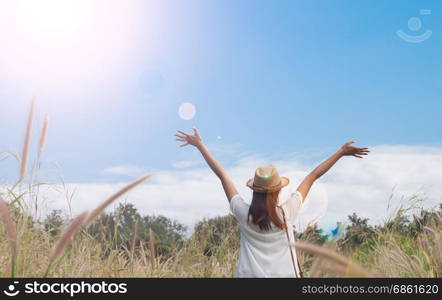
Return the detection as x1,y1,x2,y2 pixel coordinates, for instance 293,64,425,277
0,181,440,277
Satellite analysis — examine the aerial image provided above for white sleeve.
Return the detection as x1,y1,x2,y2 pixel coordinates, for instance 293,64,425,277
280,191,303,222
229,194,248,222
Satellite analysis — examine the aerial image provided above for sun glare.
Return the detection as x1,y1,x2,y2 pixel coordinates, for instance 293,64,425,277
14,0,91,39
0,0,145,99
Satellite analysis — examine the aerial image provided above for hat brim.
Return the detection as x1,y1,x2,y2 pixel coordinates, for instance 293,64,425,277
246,177,289,193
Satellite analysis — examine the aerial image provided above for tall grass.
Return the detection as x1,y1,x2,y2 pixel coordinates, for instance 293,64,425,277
1,201,437,277
364,214,442,277
45,211,89,277
19,98,35,182
0,198,17,277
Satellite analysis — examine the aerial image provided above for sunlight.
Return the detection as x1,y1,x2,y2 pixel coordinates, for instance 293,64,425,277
1,0,144,99
14,0,91,39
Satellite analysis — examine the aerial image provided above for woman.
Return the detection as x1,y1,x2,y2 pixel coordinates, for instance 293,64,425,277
175,128,369,277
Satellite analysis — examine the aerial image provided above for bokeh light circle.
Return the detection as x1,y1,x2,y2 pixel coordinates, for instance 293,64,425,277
178,102,196,120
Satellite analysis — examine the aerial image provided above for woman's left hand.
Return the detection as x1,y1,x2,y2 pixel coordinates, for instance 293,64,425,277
340,141,370,158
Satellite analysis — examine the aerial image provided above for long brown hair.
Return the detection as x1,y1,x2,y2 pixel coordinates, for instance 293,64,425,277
248,190,285,231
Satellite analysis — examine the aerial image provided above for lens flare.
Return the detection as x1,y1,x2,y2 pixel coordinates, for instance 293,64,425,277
178,102,196,120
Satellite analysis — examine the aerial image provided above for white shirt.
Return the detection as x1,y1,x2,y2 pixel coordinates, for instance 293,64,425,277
229,191,303,278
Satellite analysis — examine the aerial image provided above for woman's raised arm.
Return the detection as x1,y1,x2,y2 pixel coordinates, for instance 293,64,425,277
296,141,370,202
175,128,238,202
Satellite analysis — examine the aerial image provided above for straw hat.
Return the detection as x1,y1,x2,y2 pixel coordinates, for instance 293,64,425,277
246,165,289,193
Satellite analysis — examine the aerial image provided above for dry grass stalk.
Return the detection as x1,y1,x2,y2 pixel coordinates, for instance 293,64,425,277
149,228,156,269
38,114,49,151
308,256,325,277
49,211,89,264
20,98,35,181
320,261,348,275
0,198,18,277
85,174,152,226
130,220,139,255
293,241,373,277
0,199,17,253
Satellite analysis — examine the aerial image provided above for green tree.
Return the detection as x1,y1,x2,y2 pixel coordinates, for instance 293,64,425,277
407,204,442,237
43,209,64,237
141,214,187,256
338,213,375,251
296,223,328,244
193,214,239,256
85,203,187,258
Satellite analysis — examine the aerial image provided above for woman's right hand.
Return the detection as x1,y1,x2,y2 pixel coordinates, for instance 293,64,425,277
175,127,238,201
174,127,203,148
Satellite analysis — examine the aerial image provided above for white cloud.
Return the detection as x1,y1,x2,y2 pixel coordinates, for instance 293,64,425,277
35,145,442,234
318,144,442,230
171,160,200,169
101,165,147,178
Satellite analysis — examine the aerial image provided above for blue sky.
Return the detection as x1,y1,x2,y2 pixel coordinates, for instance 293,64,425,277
0,1,441,230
